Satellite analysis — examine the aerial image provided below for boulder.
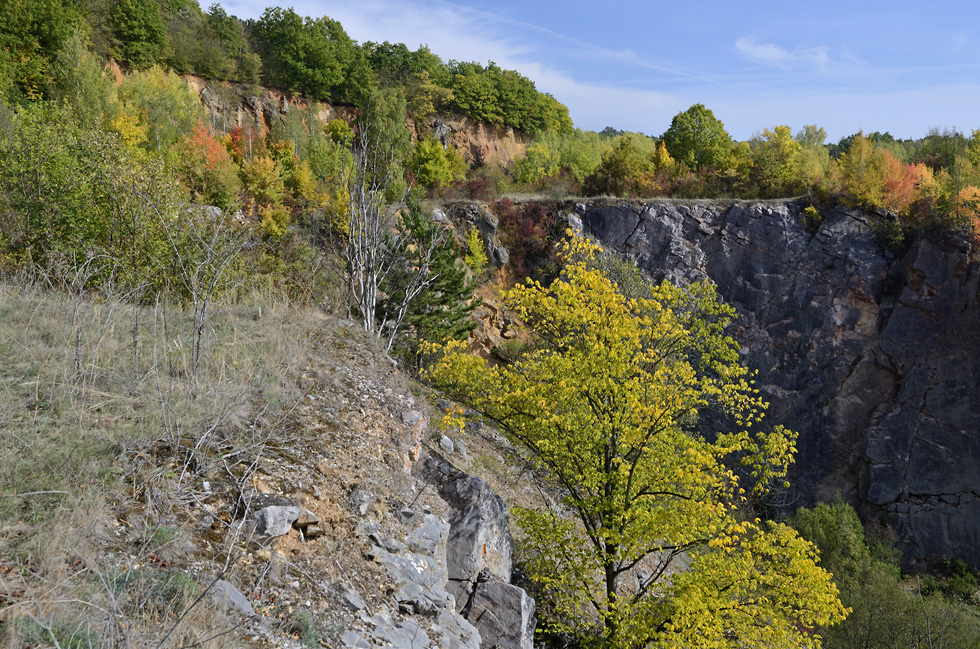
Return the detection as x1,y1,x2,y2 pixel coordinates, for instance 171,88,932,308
415,452,536,645
415,455,513,597
360,609,433,649
210,579,254,617
439,434,455,455
372,534,453,614
253,505,300,540
352,489,375,516
406,513,450,559
359,501,484,647
466,579,536,649
435,608,482,649
292,508,319,529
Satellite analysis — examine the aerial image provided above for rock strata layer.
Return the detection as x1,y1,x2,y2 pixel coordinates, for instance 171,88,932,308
584,200,980,568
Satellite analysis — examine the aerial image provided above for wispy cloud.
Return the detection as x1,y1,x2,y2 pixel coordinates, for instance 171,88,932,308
734,37,830,71
227,0,713,83
223,0,701,130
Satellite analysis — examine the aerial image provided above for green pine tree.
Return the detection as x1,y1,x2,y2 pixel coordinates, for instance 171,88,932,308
380,202,482,355
410,232,482,344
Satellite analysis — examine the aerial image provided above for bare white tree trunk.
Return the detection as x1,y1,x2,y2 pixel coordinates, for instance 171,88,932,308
340,107,444,353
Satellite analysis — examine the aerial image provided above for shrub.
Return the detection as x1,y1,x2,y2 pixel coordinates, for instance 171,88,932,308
117,66,203,152
172,122,241,209
802,205,823,232
463,227,487,275
0,103,181,292
409,134,467,189
240,156,286,210
494,199,563,284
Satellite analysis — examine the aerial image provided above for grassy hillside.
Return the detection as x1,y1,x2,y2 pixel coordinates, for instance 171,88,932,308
0,277,332,645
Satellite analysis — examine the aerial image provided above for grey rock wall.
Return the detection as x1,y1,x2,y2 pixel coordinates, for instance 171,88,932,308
583,200,980,568
415,453,536,649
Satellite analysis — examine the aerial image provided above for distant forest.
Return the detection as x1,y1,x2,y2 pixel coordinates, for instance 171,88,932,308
3,0,980,279
0,0,571,132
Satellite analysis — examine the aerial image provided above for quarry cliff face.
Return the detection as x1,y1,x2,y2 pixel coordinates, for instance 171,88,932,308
182,75,529,166
582,201,980,568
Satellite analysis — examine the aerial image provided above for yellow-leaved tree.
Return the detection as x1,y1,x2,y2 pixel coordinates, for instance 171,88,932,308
423,234,847,648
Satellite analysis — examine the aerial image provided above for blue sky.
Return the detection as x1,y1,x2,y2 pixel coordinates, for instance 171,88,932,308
220,0,980,142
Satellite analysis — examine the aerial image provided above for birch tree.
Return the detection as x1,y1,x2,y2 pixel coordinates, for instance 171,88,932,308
340,92,443,353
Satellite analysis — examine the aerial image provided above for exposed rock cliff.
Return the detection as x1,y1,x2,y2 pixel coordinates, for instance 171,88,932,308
582,200,980,568
181,75,529,166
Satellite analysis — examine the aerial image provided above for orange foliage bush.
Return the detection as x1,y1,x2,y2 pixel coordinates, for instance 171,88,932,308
173,122,241,209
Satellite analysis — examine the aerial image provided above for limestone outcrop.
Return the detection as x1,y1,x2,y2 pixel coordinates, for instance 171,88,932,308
180,76,528,167
582,200,980,568
416,454,536,649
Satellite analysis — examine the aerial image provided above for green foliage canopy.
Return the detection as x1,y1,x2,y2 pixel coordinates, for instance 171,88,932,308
0,0,77,100
662,103,733,170
117,65,203,151
110,0,166,70
252,7,371,104
408,135,466,189
0,102,181,292
585,134,655,196
792,499,980,649
447,60,571,133
753,125,802,197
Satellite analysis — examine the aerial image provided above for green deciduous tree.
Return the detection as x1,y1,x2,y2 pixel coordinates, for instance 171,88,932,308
201,3,260,83
117,65,203,152
792,499,980,649
163,0,255,81
424,235,847,648
365,41,449,88
405,70,452,119
110,0,166,69
913,127,965,173
753,125,802,197
0,103,181,292
408,134,466,189
585,134,654,196
662,103,733,170
558,129,605,181
838,132,886,207
512,139,561,185
796,124,828,149
252,7,371,104
534,92,574,134
513,129,605,187
449,61,501,125
0,0,77,101
49,30,121,128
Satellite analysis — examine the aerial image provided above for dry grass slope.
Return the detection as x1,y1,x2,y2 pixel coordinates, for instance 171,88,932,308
0,278,342,647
